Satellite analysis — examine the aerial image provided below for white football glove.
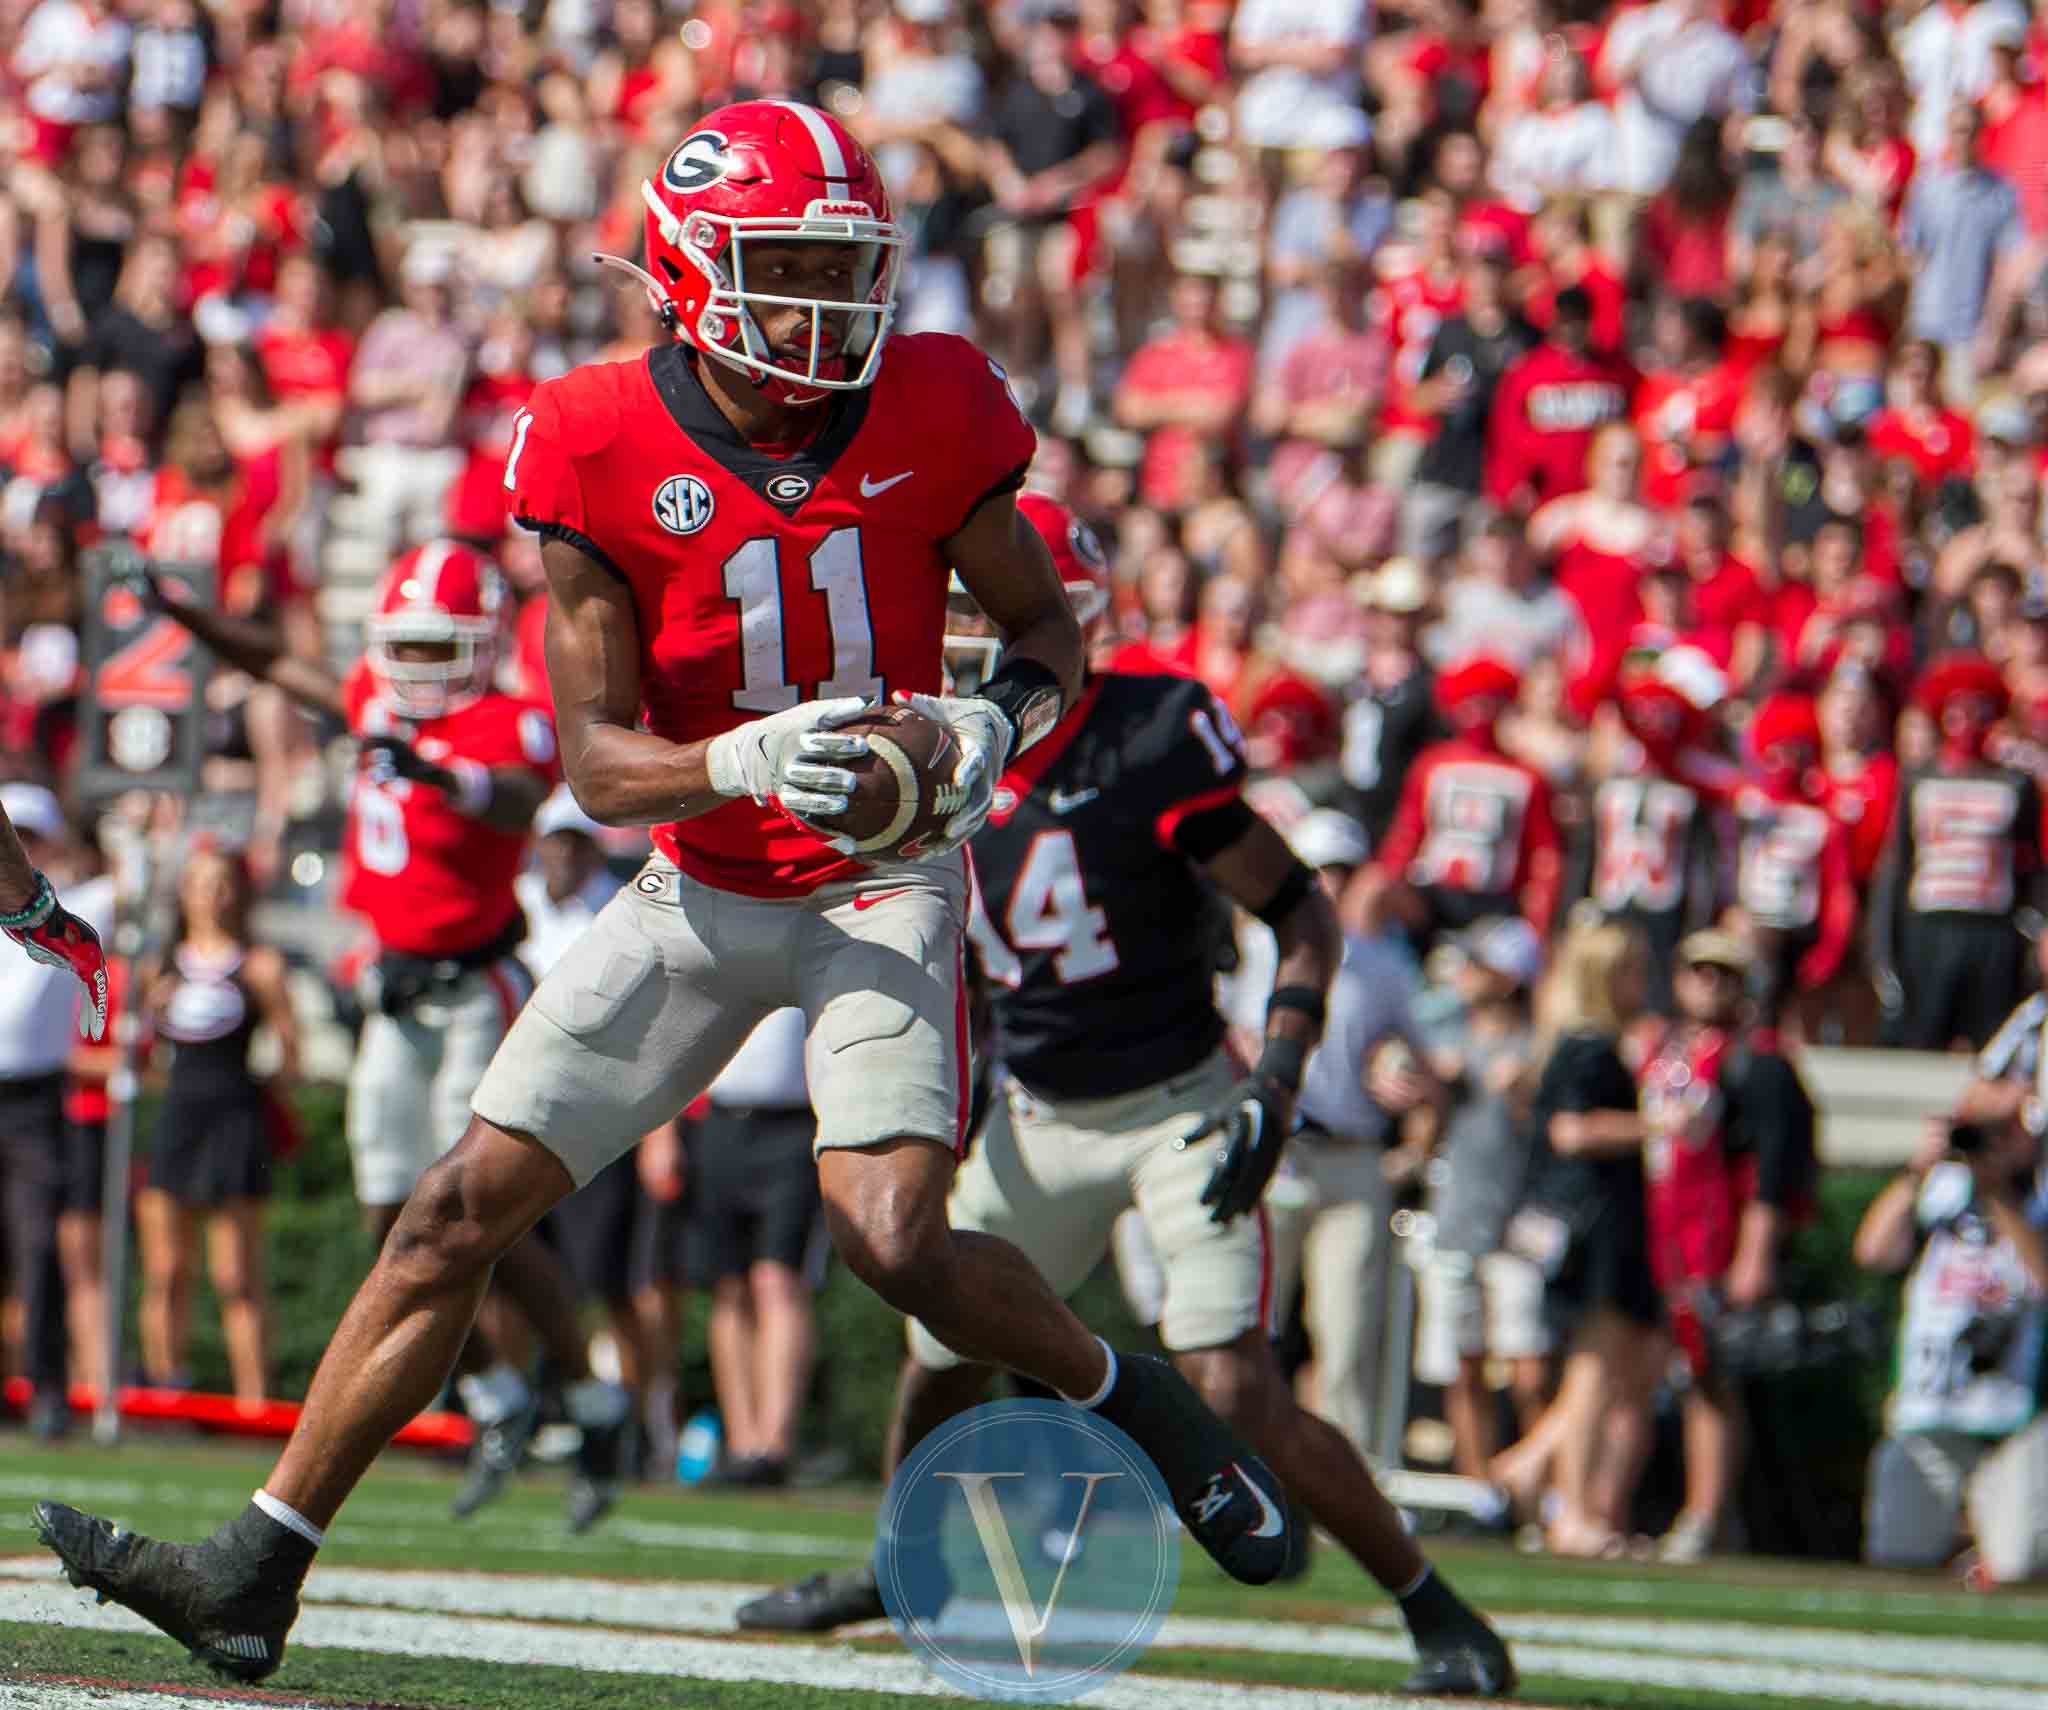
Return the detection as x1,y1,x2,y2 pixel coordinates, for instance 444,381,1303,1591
706,698,873,819
890,690,1015,859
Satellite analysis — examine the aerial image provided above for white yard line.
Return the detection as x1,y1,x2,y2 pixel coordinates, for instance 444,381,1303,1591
7,1563,2048,1710
0,1583,1479,1710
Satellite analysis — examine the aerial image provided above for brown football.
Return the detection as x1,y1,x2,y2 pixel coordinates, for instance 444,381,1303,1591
819,704,962,863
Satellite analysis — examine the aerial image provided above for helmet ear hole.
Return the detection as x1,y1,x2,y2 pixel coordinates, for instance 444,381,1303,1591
656,256,682,283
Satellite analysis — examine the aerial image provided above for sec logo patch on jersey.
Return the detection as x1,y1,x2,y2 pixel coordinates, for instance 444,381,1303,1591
654,474,716,535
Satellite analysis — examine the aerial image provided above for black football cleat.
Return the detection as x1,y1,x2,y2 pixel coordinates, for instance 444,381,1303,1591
32,1501,302,1682
451,1390,542,1521
1400,1616,1517,1698
563,1380,632,1535
1092,1352,1293,1585
735,1565,887,1632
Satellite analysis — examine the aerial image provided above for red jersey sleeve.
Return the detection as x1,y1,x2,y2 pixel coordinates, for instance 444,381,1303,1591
504,372,626,548
462,697,564,786
1797,818,1857,990
924,337,1037,537
1484,359,1536,509
1374,748,1433,880
1517,766,1562,934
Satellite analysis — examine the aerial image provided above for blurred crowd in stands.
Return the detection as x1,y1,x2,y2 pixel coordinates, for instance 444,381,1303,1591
0,0,2047,1576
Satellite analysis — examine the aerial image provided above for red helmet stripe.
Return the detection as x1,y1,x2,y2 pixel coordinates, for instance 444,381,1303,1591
774,99,849,202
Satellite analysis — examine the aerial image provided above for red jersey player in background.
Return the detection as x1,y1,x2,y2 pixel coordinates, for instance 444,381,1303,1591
1583,675,1726,1011
1354,654,1561,949
38,101,1310,1685
1730,692,1857,1038
1874,653,2047,1051
135,538,632,1532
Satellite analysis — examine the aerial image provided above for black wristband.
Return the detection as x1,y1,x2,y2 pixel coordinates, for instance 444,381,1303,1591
982,656,1065,754
1252,862,1316,926
1267,984,1326,1031
1255,1033,1310,1094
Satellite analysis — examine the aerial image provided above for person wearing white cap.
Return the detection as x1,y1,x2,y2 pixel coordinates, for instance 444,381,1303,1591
1413,917,1550,1525
515,788,625,983
0,785,111,1437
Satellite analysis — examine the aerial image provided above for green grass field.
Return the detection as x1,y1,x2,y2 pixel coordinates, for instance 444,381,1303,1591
2,1432,2042,1710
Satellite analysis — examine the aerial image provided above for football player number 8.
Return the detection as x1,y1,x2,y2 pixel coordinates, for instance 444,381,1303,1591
725,528,884,710
355,782,409,876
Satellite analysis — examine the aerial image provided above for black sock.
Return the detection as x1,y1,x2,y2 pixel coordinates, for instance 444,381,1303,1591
1396,1566,1475,1640
215,1502,319,1588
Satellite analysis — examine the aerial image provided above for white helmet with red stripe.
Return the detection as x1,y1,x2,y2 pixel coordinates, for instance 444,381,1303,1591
599,99,906,409
366,540,507,719
945,492,1111,693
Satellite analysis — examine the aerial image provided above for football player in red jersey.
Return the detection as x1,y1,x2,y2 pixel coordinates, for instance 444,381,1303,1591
1731,693,1857,1036
0,797,106,1038
1873,654,2047,1051
36,101,1296,1683
1355,655,1562,949
126,540,633,1531
740,496,1515,1697
1585,676,1726,1011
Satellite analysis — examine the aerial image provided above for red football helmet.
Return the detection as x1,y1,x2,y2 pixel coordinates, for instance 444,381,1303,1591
604,99,906,407
1618,676,1705,767
945,493,1111,694
1436,656,1521,728
1748,691,1822,775
366,540,507,719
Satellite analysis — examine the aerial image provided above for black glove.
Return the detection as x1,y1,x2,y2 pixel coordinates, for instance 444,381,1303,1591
360,735,455,793
1184,1038,1307,1226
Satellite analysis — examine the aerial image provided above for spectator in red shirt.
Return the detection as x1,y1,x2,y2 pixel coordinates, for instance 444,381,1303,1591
1980,35,2048,236
1519,197,1626,355
1641,117,1738,300
1674,486,1767,683
1252,260,1390,515
1114,269,1254,510
1527,420,1658,702
1824,61,1917,229
1485,286,1635,513
1867,339,1978,486
1635,297,1742,509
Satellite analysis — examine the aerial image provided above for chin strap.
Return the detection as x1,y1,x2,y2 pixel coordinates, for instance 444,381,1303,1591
591,251,680,335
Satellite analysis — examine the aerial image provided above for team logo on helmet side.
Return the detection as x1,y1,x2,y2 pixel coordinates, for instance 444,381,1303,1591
654,474,716,535
765,472,813,504
1070,518,1107,572
663,131,732,194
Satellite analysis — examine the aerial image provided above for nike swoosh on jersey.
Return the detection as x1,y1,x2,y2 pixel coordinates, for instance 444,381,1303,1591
852,887,913,911
860,470,915,497
1048,787,1099,814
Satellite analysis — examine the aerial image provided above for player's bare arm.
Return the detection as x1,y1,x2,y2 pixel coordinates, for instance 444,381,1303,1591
1183,814,1341,1225
0,804,37,912
142,568,344,718
945,491,1086,711
1204,815,1343,1053
541,534,720,824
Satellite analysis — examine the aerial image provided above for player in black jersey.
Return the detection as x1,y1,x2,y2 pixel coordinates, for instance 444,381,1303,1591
738,496,1515,1699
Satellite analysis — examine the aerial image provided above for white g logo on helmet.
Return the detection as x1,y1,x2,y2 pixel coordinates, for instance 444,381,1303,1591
663,131,731,194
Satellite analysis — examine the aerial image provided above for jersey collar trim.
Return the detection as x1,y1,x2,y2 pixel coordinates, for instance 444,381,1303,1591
991,677,1103,824
646,344,873,516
